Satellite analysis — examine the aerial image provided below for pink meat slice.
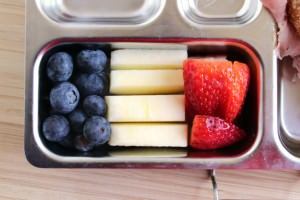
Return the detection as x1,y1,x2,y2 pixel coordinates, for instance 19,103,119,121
261,0,287,23
261,0,300,76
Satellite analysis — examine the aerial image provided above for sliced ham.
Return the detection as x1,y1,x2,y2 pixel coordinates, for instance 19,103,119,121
261,0,300,77
261,0,287,23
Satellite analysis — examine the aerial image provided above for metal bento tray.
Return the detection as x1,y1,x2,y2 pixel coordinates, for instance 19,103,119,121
24,0,300,169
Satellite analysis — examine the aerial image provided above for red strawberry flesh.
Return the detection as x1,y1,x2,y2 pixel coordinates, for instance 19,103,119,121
183,59,250,123
190,115,246,150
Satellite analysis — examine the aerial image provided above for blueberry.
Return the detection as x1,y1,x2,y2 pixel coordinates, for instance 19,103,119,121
58,134,74,149
77,50,107,73
68,108,87,134
83,116,111,145
96,72,109,95
50,82,80,114
74,134,94,152
83,95,106,116
73,73,105,97
42,115,70,142
47,52,73,82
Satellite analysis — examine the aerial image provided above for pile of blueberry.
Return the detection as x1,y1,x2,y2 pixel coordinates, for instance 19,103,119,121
42,50,111,152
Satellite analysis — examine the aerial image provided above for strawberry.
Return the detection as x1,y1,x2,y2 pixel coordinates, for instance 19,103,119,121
183,59,250,123
190,115,246,150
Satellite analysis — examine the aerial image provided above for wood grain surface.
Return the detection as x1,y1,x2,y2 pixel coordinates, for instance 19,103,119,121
0,1,300,199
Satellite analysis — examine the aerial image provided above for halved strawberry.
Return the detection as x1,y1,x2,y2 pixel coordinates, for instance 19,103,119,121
183,59,250,123
190,115,246,150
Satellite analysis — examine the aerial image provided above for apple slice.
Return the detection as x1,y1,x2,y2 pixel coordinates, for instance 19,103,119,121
109,123,188,147
105,95,185,122
110,69,183,94
111,49,187,70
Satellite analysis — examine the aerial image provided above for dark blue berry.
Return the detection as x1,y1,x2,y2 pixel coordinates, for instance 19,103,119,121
73,73,105,97
74,135,94,152
96,72,109,95
42,115,70,142
50,82,80,114
58,134,74,149
77,50,107,73
47,52,73,82
83,116,111,145
83,95,106,116
68,108,87,134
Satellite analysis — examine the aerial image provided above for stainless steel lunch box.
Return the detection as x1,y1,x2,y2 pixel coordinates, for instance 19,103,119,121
25,0,300,169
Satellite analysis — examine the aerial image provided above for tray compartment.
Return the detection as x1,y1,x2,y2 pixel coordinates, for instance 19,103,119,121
29,38,262,167
36,0,165,25
178,0,261,25
279,58,300,158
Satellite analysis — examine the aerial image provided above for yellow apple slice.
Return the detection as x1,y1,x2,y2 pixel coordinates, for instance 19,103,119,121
111,49,187,70
105,95,185,122
110,69,183,94
109,123,188,147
